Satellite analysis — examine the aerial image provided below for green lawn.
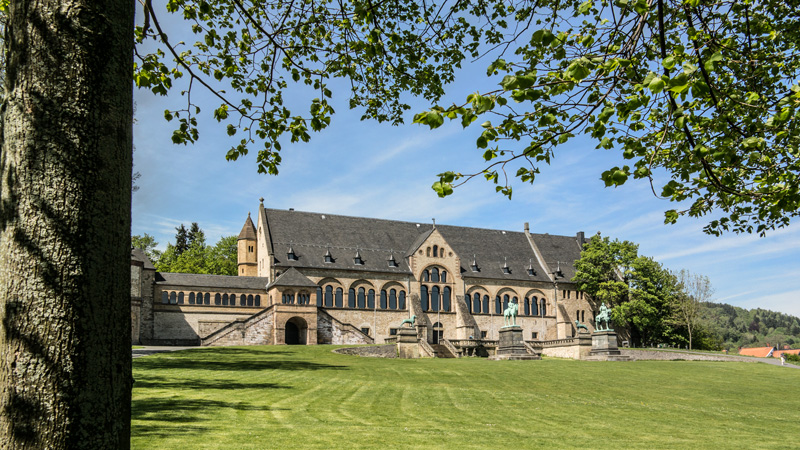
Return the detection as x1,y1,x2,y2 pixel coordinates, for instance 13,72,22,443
132,346,798,449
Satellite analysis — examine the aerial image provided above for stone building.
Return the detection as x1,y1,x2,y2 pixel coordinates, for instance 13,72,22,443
131,199,599,349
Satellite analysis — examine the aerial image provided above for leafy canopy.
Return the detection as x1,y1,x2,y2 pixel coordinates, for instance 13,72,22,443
136,0,800,235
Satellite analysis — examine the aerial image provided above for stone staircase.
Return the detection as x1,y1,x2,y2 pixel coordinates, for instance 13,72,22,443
431,343,456,358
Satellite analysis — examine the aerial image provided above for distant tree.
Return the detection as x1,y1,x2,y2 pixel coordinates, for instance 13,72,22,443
187,222,204,247
573,235,637,307
131,233,162,265
156,230,237,276
174,224,189,256
671,269,714,350
208,236,239,276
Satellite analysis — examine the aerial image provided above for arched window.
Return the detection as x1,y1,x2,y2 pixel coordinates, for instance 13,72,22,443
431,286,440,312
247,294,253,306
368,289,375,309
335,287,343,307
473,293,481,313
380,290,387,309
214,293,221,305
495,296,501,314
316,287,323,306
348,288,356,308
204,293,210,305
325,286,333,307
421,285,429,311
399,291,406,309
581,310,585,322
223,293,229,306
431,267,440,282
531,296,538,315
423,269,429,282
389,289,397,309
512,297,518,314
433,245,438,257
426,247,431,257
161,292,169,304
167,291,175,304
441,271,447,283
523,297,530,315
357,287,366,309
189,292,195,305
177,292,184,304
540,299,547,316
503,294,509,311
254,295,261,306
443,287,451,312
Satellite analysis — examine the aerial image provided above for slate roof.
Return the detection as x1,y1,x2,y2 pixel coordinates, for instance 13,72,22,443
268,267,319,289
156,272,270,290
131,248,156,270
238,213,257,240
263,208,585,283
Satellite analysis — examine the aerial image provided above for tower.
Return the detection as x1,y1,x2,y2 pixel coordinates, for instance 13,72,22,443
237,212,258,276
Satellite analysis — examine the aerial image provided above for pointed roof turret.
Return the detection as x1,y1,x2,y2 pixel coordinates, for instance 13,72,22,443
238,212,257,240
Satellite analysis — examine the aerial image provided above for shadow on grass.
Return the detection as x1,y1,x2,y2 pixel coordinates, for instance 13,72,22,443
133,375,292,390
135,357,348,372
132,397,288,438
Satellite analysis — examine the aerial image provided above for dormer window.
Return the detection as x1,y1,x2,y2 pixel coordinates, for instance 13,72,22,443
527,259,536,276
324,248,333,263
502,257,511,275
387,253,398,268
354,250,364,266
287,244,297,261
470,254,480,272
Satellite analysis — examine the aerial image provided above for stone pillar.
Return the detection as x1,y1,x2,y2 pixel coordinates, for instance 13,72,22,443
588,330,631,361
490,326,540,360
396,328,419,359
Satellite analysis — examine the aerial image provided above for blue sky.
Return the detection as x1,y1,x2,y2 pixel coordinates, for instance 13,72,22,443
132,12,800,318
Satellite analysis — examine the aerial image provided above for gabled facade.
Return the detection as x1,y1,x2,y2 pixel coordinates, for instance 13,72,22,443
131,199,599,347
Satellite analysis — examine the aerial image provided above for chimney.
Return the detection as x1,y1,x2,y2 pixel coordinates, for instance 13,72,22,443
576,231,585,245
524,222,530,233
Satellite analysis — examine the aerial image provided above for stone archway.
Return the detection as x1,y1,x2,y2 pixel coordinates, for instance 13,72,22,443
285,317,308,345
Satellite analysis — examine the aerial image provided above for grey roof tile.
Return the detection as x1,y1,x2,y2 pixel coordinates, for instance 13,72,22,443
268,267,319,288
263,208,583,283
155,272,270,290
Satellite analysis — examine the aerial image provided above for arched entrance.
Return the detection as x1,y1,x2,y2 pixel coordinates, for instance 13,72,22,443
431,322,443,344
285,317,308,345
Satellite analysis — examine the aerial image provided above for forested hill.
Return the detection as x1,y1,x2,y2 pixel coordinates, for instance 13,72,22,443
701,302,800,351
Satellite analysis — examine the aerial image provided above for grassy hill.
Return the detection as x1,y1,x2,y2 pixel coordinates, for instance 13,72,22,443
701,302,800,351
132,346,797,449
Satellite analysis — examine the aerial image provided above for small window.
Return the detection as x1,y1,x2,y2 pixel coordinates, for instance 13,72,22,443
399,291,406,309
254,295,261,306
531,332,538,339
161,292,169,304
481,331,487,339
441,271,447,283
204,293,210,305
354,251,364,265
222,294,229,306
215,293,221,305
178,292,184,304
287,249,297,261
431,267,439,283
433,245,438,257
169,291,177,305
361,327,370,336
389,328,398,336
188,292,195,305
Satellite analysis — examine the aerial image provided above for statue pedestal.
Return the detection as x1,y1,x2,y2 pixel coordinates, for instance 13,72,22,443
490,326,540,360
396,328,419,359
586,330,631,361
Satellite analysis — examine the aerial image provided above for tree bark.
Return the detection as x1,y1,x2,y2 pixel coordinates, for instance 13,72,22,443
0,0,134,448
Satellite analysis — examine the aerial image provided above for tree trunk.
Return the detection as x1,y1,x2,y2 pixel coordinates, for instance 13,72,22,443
0,0,134,448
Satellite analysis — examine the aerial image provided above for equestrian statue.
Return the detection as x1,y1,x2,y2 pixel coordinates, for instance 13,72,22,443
594,303,613,331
